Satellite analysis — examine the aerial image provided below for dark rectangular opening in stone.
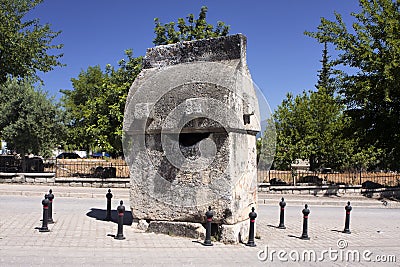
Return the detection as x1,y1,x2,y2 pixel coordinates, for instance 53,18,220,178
179,132,210,147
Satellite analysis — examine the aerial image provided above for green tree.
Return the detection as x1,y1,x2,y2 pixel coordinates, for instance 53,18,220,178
61,65,105,153
274,92,309,170
61,50,142,155
0,78,65,157
274,91,354,171
153,6,230,45
0,0,63,83
273,45,354,170
305,0,400,169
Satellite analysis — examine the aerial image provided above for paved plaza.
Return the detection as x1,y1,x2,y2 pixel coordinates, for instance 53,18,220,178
0,184,399,266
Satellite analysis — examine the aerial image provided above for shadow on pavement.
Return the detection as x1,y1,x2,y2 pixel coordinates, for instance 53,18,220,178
288,234,306,240
86,208,133,225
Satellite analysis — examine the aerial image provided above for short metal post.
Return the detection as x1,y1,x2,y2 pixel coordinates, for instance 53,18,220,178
47,189,54,224
105,189,113,221
203,206,213,246
39,194,50,232
343,201,352,234
246,207,257,247
300,204,310,240
115,200,125,240
278,197,286,229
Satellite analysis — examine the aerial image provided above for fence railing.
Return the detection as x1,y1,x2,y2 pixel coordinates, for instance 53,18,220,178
44,158,130,178
258,169,400,187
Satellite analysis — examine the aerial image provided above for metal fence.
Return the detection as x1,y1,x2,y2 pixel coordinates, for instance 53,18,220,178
44,158,130,178
258,169,400,187
0,155,45,172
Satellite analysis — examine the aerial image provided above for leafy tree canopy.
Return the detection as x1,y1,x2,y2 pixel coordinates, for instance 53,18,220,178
0,0,63,83
272,42,382,171
153,6,230,45
305,0,400,169
0,78,65,157
61,50,142,155
273,90,354,170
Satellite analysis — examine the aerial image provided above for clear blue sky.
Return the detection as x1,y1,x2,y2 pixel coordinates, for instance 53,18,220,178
27,0,360,111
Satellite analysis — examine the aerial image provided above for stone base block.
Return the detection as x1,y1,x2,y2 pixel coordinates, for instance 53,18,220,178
146,221,205,239
220,219,251,244
11,175,25,183
34,178,47,183
25,178,35,183
138,219,254,244
130,219,150,232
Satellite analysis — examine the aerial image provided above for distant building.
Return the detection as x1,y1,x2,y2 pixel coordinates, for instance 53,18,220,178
74,151,87,158
291,159,310,171
1,140,8,154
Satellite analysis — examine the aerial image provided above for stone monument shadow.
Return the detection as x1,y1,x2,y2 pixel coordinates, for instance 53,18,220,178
86,208,133,225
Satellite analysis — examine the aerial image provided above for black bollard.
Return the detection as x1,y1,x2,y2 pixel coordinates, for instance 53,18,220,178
105,189,113,221
278,197,286,229
39,194,50,232
203,206,213,246
47,189,54,224
343,201,352,234
300,204,310,240
246,207,257,247
115,200,125,240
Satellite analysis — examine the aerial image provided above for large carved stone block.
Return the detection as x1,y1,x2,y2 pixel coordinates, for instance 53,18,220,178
123,34,260,241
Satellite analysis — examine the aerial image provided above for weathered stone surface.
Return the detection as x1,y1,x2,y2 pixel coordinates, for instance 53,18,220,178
25,178,35,183
142,34,244,69
34,178,47,183
11,175,25,183
46,177,55,183
69,182,83,187
138,220,149,231
123,34,260,241
220,219,252,244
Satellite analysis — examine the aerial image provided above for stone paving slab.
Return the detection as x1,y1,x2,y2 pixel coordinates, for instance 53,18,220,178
1,194,399,266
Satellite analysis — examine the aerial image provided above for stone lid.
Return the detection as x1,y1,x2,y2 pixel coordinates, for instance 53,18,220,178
143,34,247,69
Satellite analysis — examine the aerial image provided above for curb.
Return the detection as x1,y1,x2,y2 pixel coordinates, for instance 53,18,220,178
257,198,395,208
1,190,397,208
1,184,399,208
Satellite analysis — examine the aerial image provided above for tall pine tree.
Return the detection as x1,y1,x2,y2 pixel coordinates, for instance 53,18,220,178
273,44,352,170
305,0,400,170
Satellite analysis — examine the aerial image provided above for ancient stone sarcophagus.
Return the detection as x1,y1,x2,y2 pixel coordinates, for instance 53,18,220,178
123,34,260,242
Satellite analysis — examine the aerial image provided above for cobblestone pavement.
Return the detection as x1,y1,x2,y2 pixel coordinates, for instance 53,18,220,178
0,185,399,266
